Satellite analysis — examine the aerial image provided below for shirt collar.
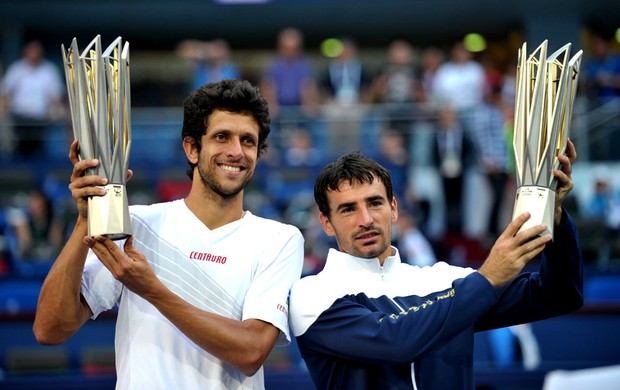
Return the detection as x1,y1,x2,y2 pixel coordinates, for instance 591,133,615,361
323,246,402,274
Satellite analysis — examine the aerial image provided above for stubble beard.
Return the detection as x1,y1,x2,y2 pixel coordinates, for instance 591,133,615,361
356,240,390,259
197,163,252,200
349,226,391,259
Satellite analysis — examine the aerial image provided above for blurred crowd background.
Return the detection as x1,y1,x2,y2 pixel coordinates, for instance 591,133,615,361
0,1,619,389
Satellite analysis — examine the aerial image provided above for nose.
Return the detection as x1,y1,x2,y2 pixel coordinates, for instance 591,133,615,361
227,137,243,159
357,207,374,228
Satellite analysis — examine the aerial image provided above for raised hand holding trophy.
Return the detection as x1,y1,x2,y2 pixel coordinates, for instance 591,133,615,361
62,35,132,240
512,40,582,238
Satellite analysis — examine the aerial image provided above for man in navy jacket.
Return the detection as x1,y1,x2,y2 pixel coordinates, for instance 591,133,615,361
289,141,582,390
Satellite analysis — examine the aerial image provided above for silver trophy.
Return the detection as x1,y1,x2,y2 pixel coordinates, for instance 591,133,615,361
62,35,132,240
512,40,582,237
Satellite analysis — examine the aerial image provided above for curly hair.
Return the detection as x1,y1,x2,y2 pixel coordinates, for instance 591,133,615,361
181,79,271,179
314,151,394,217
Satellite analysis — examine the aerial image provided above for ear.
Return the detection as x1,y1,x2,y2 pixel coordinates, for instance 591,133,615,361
391,196,398,223
319,212,336,237
183,136,199,164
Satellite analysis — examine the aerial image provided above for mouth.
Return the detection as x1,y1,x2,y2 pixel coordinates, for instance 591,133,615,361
355,230,380,244
219,163,244,173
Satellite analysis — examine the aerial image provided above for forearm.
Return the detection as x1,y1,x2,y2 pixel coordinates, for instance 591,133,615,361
542,210,584,310
144,283,279,376
477,212,583,330
300,273,497,364
33,217,92,344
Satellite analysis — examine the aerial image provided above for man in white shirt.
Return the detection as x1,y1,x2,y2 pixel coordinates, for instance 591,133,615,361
34,79,304,389
0,40,64,156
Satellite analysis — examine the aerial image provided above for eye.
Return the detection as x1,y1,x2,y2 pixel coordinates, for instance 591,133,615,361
339,205,355,214
242,136,257,146
214,133,227,141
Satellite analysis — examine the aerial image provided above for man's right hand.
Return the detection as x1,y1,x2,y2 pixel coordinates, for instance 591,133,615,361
68,139,108,220
478,212,552,288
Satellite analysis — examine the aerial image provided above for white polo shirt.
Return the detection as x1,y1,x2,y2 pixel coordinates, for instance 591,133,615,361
81,199,304,390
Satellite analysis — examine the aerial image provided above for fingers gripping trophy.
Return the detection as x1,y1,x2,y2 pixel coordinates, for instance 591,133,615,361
512,40,582,238
62,35,132,240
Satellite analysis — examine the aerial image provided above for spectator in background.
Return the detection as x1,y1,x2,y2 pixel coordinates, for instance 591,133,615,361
582,33,620,160
372,40,422,146
472,86,510,238
501,60,518,207
418,46,445,104
371,128,434,251
586,167,620,225
0,206,9,275
584,33,620,105
435,106,474,236
176,38,240,90
321,38,371,106
406,45,446,167
6,189,64,262
479,52,504,98
271,127,324,220
502,59,518,108
373,129,410,205
395,208,437,268
298,204,332,277
585,166,620,264
320,38,371,155
0,40,64,157
261,27,319,142
431,41,486,135
486,323,541,371
283,127,323,168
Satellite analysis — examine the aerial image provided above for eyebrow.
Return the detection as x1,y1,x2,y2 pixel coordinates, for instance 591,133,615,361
334,195,386,213
208,128,258,140
335,201,356,213
365,195,385,203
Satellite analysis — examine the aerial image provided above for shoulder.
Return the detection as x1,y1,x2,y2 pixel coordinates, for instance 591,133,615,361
41,60,60,72
290,271,335,305
290,273,339,336
130,200,171,214
426,261,475,277
245,212,303,238
291,273,320,296
7,59,27,71
266,57,285,71
2,61,26,81
387,261,476,296
129,200,178,222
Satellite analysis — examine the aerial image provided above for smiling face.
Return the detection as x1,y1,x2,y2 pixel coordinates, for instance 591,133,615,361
186,109,259,200
320,176,398,265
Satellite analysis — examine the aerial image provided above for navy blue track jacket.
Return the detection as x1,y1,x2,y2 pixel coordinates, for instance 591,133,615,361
289,211,583,389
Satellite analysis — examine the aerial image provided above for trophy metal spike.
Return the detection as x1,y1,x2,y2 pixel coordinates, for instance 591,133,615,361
62,36,133,240
511,40,582,238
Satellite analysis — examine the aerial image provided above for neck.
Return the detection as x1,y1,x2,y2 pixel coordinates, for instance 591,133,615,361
184,187,245,230
378,246,396,266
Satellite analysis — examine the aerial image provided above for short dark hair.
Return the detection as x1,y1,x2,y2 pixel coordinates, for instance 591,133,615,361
314,151,394,217
181,79,271,178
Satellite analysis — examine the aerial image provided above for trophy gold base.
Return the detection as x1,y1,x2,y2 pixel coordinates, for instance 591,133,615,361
512,185,555,238
88,184,132,240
